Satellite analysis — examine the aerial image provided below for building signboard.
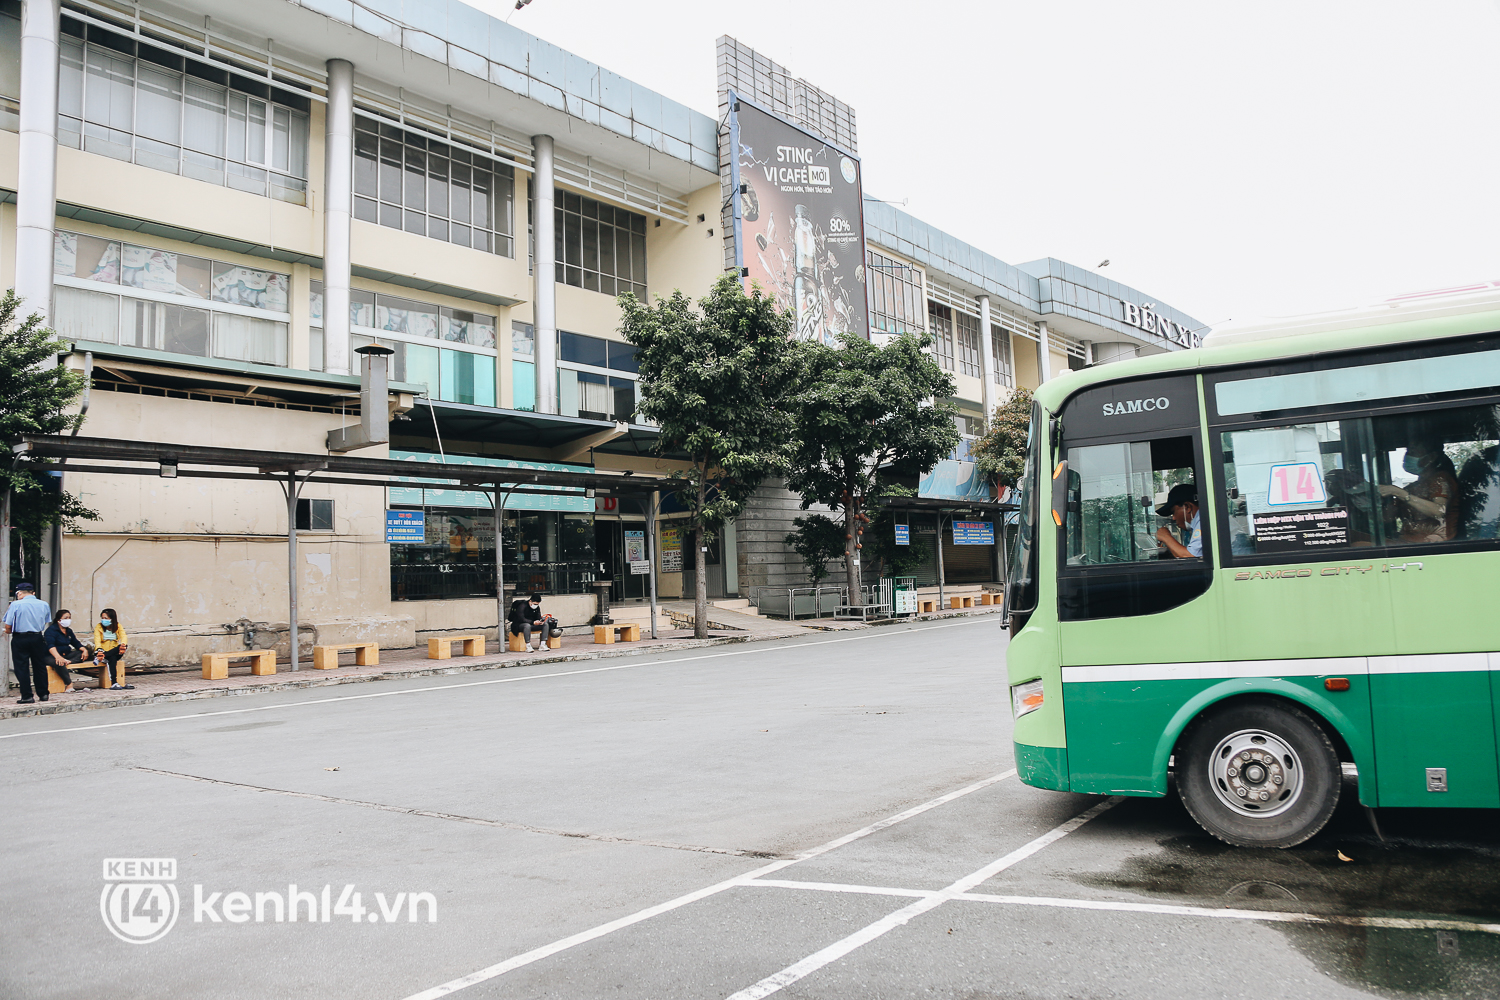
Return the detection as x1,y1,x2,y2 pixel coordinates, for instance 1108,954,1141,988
728,92,868,344
894,524,910,546
625,529,650,574
1120,300,1202,348
385,510,425,543
952,521,995,545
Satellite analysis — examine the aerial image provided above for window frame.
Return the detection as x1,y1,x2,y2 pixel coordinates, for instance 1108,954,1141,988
295,497,334,532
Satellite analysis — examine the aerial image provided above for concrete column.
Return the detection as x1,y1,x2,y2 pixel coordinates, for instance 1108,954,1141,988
532,135,559,414
16,0,60,328
322,59,354,376
976,294,995,417
1036,321,1053,384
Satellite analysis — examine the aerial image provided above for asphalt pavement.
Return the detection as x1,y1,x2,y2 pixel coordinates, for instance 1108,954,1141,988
2,616,1496,999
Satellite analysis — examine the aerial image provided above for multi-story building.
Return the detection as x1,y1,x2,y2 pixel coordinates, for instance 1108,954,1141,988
0,0,1203,662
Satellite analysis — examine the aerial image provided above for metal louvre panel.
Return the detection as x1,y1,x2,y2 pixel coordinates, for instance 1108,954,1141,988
352,84,533,168
63,0,327,97
551,148,690,225
928,276,1069,355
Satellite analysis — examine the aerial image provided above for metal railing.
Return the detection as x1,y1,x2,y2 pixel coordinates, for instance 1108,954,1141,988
749,580,897,622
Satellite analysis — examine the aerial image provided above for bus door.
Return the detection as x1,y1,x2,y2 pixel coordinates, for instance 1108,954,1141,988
1053,376,1219,794
1366,404,1500,808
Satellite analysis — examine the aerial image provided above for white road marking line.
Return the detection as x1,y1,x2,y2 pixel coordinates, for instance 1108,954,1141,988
135,766,768,857
0,618,992,741
750,880,935,899
397,770,1015,1000
738,879,1500,937
722,797,1121,1000
955,893,1500,935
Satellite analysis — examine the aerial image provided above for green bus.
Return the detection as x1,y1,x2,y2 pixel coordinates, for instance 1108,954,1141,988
1005,287,1500,847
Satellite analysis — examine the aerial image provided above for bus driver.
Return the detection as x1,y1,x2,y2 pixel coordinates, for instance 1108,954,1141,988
1155,483,1203,558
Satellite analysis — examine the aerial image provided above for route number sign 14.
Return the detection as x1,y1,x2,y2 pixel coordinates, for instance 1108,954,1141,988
1266,462,1327,508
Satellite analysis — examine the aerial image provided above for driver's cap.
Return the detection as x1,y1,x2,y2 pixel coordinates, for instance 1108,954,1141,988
1155,483,1197,518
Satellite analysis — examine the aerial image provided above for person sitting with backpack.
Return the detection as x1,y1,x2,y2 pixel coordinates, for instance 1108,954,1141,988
508,592,557,652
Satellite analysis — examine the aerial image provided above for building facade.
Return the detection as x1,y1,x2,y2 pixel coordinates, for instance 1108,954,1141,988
0,0,1204,662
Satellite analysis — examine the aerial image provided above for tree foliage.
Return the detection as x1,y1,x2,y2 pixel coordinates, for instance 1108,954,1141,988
784,513,843,585
619,274,798,636
972,387,1034,493
783,332,959,595
0,290,99,578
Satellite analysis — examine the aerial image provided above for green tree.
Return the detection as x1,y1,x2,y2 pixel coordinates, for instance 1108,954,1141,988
784,513,843,585
783,332,959,597
0,290,98,583
619,275,798,637
973,387,1034,498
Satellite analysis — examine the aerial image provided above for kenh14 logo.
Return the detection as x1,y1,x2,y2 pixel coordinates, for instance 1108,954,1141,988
101,858,180,944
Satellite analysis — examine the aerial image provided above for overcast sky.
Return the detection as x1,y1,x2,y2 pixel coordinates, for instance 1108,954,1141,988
473,0,1500,330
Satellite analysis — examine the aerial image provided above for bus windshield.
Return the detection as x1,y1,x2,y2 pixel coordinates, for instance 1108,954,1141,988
1005,401,1041,625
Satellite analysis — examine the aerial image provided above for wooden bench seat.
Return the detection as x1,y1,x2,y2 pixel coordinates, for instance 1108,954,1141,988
950,595,975,609
593,624,641,645
427,634,486,660
311,641,379,670
918,599,937,614
979,593,997,606
507,632,561,652
202,649,277,680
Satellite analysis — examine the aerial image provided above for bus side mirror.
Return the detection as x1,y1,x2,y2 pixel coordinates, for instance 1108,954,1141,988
1050,460,1069,527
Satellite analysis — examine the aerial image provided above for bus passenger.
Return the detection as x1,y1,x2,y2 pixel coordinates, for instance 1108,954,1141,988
1379,441,1459,543
1154,483,1203,558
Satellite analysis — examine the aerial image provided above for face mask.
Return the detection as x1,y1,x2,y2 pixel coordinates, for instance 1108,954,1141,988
101,619,111,627
1402,453,1424,475
59,618,71,628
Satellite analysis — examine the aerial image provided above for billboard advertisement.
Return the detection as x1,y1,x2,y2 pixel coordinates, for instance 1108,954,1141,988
729,92,869,344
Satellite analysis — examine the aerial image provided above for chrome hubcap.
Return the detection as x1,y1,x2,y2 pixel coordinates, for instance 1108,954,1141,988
1208,729,1304,819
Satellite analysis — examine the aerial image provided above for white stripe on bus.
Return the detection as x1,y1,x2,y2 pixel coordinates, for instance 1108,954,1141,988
1061,652,1499,685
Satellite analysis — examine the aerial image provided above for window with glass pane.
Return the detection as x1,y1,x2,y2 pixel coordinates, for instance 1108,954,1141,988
955,310,982,377
512,321,534,357
1066,437,1198,566
866,250,923,336
513,360,536,411
57,20,309,202
560,331,608,367
127,299,210,357
1372,408,1500,546
213,314,287,367
352,116,515,256
52,285,120,344
441,307,497,348
554,193,646,299
439,348,496,407
990,325,1014,386
927,302,955,370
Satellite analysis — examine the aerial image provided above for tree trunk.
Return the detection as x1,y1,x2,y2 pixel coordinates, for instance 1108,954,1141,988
843,506,860,603
694,474,708,639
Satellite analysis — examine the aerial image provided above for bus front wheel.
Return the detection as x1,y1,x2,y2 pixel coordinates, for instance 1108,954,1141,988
1177,699,1341,849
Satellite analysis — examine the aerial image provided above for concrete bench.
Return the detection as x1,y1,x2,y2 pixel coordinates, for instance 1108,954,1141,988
312,642,378,670
593,624,641,645
950,595,975,609
427,634,486,660
202,649,277,680
507,632,561,652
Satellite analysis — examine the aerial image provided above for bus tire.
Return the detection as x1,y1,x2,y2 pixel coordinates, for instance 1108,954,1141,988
1176,698,1340,849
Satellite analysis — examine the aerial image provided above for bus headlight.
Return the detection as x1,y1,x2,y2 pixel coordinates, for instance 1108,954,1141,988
1011,679,1044,719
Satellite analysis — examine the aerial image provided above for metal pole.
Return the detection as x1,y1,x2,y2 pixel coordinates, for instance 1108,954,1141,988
494,485,505,649
287,473,300,671
936,511,947,611
646,492,659,639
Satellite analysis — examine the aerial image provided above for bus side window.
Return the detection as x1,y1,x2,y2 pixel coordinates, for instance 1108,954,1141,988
1066,436,1200,566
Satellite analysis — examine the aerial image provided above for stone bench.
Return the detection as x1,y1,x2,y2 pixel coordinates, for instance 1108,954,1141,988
311,642,379,671
202,649,277,680
593,624,641,645
427,634,486,660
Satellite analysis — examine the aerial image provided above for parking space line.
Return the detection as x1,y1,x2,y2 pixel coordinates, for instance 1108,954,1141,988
721,797,1122,1000
0,619,991,741
955,893,1500,935
398,769,1015,1000
751,880,935,899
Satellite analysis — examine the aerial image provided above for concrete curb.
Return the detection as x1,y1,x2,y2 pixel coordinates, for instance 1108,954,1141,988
0,633,763,722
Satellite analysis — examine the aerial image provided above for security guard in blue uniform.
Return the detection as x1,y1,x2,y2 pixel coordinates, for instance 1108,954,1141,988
5,582,54,704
